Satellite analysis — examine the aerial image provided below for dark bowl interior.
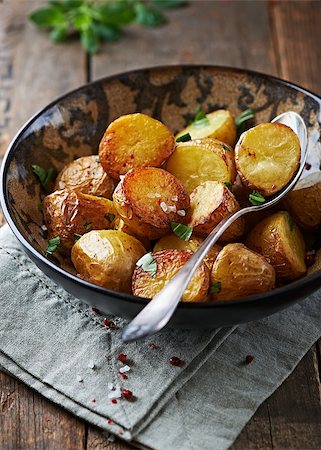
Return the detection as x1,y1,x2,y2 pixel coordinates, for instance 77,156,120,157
2,65,321,328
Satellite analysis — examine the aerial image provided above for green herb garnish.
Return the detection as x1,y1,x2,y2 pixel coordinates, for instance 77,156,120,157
32,165,55,190
176,132,191,143
249,191,266,206
44,236,60,256
224,182,232,189
74,233,82,242
104,213,116,223
136,252,157,277
171,222,193,241
210,281,221,294
235,108,255,133
284,211,294,231
191,105,210,127
222,143,231,151
29,0,186,54
84,221,92,230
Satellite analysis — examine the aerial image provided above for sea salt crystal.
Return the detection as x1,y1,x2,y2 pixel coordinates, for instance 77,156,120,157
58,181,65,189
76,375,83,382
119,365,131,373
171,195,178,201
108,382,115,390
167,205,177,213
160,202,168,212
177,210,186,217
88,361,95,370
108,388,122,399
154,193,161,198
41,224,47,231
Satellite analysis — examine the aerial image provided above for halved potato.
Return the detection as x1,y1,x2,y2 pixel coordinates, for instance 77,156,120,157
99,113,175,179
283,181,321,229
71,230,145,293
113,167,190,240
154,234,222,272
165,138,236,194
132,249,210,302
187,181,244,242
176,109,237,147
210,243,275,301
114,218,151,251
54,155,114,198
43,190,117,251
235,123,300,196
245,211,306,282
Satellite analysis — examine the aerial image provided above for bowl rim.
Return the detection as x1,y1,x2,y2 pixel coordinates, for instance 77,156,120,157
1,63,321,309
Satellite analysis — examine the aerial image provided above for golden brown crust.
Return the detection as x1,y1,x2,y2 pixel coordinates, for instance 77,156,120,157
54,155,114,198
153,234,222,272
175,109,237,147
187,181,244,242
98,113,175,180
132,249,210,302
114,218,151,250
235,123,300,196
283,181,321,230
71,230,146,293
43,190,117,252
113,167,190,239
165,138,237,194
245,211,306,282
210,243,276,301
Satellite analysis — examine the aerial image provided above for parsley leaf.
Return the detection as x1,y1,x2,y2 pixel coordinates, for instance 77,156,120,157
171,222,193,241
44,236,61,256
249,191,266,206
32,165,55,190
191,105,210,127
235,108,255,133
224,181,232,189
136,252,157,277
210,281,221,294
176,132,191,143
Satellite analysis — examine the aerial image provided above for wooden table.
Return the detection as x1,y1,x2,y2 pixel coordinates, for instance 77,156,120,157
1,1,321,448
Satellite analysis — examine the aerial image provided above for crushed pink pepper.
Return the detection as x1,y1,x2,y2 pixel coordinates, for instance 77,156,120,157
119,372,128,380
245,355,254,364
121,388,133,400
107,419,113,424
103,318,116,329
169,356,185,367
91,399,96,403
111,399,117,404
117,353,127,363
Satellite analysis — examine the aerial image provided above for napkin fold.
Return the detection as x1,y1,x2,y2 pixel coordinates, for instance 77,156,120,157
0,224,320,450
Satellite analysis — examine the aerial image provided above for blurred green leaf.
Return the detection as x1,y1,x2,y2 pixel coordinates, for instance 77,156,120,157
92,23,122,42
50,24,68,42
29,7,65,27
81,27,99,53
151,0,186,9
134,2,166,26
72,10,92,30
94,2,136,25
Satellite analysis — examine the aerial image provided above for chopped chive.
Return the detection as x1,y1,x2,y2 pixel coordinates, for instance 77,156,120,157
235,108,255,132
249,191,266,206
136,252,157,277
84,221,92,230
74,233,82,242
224,182,232,189
176,132,191,143
210,281,221,294
171,222,193,241
44,236,60,256
191,105,210,126
32,165,55,190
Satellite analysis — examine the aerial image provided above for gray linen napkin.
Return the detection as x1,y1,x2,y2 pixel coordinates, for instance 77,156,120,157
0,223,320,450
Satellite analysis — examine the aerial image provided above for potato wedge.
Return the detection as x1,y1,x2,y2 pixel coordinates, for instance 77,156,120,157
132,249,210,302
245,211,306,282
235,123,300,196
154,234,222,272
187,181,244,242
210,243,275,301
43,190,117,251
99,113,175,179
165,138,236,194
54,155,114,198
113,167,190,240
71,230,145,292
283,181,321,229
176,109,237,147
114,218,151,251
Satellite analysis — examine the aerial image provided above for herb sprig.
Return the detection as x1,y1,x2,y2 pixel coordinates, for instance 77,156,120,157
29,0,186,54
235,108,255,133
136,252,157,277
176,132,191,143
210,281,221,294
171,222,193,241
249,191,266,206
191,105,210,127
44,236,61,256
32,165,55,191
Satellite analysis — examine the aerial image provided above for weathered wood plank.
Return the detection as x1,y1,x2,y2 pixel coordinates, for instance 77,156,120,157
86,426,133,449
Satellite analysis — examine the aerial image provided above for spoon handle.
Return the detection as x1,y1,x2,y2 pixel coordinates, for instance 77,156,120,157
121,207,248,342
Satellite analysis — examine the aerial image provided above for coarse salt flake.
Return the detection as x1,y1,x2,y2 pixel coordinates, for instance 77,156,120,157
167,205,177,213
177,210,186,217
76,375,83,382
41,224,47,231
108,388,122,399
119,365,131,373
108,382,115,390
160,202,168,212
88,361,95,370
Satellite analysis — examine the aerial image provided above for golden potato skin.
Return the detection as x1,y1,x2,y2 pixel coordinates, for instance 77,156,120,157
43,190,117,251
283,181,321,229
176,110,237,147
114,218,151,251
54,155,114,198
210,243,276,301
132,249,210,302
71,230,146,293
99,113,175,179
113,167,190,240
153,234,222,272
187,181,244,242
235,123,300,196
245,211,306,282
165,138,236,194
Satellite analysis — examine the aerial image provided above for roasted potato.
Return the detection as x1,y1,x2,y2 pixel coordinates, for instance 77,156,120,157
54,155,114,198
99,113,175,180
132,249,210,302
187,181,244,242
245,211,306,282
176,109,237,147
283,181,321,229
113,167,190,240
114,218,151,251
235,123,300,196
43,190,117,251
154,234,222,272
165,138,236,194
307,251,321,275
71,230,145,292
210,243,276,301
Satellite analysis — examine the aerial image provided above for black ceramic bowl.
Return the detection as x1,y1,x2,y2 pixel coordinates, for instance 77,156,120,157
1,65,321,328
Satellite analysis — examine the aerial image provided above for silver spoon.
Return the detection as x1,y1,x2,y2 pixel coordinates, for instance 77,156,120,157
122,111,308,342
